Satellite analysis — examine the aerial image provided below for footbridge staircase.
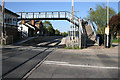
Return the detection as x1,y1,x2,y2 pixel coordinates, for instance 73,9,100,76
85,19,98,46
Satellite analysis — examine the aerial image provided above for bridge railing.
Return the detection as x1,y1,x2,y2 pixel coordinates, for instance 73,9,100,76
17,11,83,33
17,11,67,19
17,11,79,21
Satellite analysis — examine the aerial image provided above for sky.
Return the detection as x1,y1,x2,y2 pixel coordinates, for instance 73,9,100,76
3,2,119,32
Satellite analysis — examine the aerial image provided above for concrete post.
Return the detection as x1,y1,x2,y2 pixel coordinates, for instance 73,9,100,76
79,18,82,48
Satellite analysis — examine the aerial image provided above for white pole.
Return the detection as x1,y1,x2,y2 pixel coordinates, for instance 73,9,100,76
106,0,109,48
79,18,81,48
72,0,74,7
71,0,74,48
107,0,109,27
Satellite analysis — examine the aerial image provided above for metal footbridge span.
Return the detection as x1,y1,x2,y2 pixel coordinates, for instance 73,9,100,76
18,11,80,27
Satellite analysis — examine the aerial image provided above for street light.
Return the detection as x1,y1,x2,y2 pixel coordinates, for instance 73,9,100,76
90,7,92,21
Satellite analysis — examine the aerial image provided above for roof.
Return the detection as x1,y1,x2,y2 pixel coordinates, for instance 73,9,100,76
24,23,35,30
19,20,42,31
0,5,19,17
35,20,42,24
19,20,43,25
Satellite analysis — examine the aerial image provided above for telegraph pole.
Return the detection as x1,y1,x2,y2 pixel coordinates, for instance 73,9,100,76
1,0,4,45
70,0,74,48
72,0,74,15
72,0,74,41
105,0,110,48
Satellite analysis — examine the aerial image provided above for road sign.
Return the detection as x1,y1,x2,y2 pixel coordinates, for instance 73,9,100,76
105,27,109,35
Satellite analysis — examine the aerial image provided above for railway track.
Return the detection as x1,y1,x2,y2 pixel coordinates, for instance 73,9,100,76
2,39,60,61
2,39,61,80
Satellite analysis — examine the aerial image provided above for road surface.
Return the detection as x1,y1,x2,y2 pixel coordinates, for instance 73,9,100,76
1,37,119,80
27,46,119,79
2,38,61,79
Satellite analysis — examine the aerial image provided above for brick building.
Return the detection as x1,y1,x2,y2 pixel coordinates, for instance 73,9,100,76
18,20,46,38
0,6,20,44
35,20,45,36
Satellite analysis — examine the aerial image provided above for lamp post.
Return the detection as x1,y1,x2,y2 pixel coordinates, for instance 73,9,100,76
105,0,110,48
90,7,92,22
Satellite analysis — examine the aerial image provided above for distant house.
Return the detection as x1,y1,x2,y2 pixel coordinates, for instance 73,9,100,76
0,6,20,44
18,20,42,38
35,20,45,36
18,22,36,38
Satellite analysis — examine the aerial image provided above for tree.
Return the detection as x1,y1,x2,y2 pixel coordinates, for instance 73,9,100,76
55,29,60,36
43,21,52,28
61,32,68,37
84,3,116,34
47,26,55,36
109,12,120,36
43,21,55,36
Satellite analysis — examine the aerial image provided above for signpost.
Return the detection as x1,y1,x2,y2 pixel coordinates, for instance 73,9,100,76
106,0,110,48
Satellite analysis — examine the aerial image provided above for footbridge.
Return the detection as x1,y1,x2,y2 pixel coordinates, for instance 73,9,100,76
17,11,98,48
17,11,81,27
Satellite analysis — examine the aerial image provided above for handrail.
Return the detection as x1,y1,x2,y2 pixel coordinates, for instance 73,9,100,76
88,20,97,37
92,22,98,32
17,11,69,13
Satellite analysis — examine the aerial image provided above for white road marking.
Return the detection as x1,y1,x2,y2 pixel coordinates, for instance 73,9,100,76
44,61,119,70
37,39,59,46
45,61,69,64
37,42,49,46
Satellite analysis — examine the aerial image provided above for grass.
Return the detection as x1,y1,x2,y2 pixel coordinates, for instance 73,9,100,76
64,46,83,49
112,38,120,43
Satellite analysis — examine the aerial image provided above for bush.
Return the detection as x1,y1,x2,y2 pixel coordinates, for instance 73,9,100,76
112,38,120,43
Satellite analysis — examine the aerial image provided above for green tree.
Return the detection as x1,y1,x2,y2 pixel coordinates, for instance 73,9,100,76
43,21,52,28
61,32,68,37
84,3,116,34
43,21,55,36
47,26,55,36
55,29,60,36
